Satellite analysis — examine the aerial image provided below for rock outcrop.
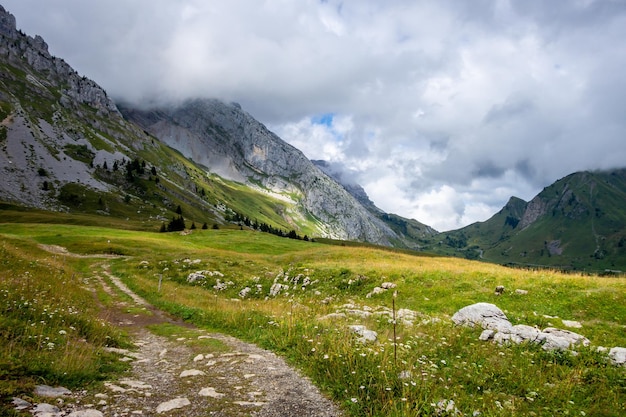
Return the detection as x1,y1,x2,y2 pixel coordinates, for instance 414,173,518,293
452,303,591,351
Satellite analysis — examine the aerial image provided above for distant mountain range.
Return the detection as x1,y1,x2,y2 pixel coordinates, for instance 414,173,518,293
1,4,624,273
433,169,626,272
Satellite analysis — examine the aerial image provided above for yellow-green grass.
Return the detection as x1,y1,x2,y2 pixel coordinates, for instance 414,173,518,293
0,234,130,415
2,222,625,416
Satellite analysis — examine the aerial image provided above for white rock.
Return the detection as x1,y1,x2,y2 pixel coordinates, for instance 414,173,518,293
541,328,590,351
381,282,397,289
451,303,512,333
12,397,31,410
515,289,528,295
608,347,626,366
156,397,190,413
198,387,225,398
119,379,152,389
193,354,204,362
349,325,378,343
396,308,419,321
104,383,126,393
180,369,206,378
366,287,385,298
561,320,582,329
479,329,495,341
345,309,372,318
32,403,60,414
510,324,543,343
34,385,71,397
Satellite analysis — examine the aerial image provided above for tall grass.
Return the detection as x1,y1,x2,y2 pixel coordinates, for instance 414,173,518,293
0,236,130,414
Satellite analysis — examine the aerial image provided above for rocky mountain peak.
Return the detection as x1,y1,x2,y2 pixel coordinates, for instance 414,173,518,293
0,8,119,117
0,5,17,40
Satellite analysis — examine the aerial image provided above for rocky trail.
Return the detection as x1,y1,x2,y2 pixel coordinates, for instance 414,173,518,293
16,251,343,417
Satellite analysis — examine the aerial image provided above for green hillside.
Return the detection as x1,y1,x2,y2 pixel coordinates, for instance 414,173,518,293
434,169,626,273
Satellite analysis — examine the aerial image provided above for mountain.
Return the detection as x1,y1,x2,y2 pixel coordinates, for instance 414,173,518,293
118,99,413,245
434,169,626,272
0,5,429,247
312,159,438,247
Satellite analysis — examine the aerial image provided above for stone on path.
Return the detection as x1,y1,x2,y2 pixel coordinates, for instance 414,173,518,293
198,387,225,398
32,403,60,414
67,410,104,417
156,397,191,413
180,369,205,377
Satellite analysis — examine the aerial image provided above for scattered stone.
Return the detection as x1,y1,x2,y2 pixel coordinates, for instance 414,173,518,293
180,369,206,378
244,374,255,379
67,410,104,417
32,403,60,414
119,379,152,390
233,401,267,407
561,320,583,328
34,385,71,398
155,397,190,413
198,387,225,398
349,325,378,343
104,382,127,393
366,287,386,298
608,347,626,366
345,309,372,318
381,282,397,289
193,354,204,362
12,397,31,410
318,313,347,320
248,354,266,361
494,285,505,295
515,289,528,295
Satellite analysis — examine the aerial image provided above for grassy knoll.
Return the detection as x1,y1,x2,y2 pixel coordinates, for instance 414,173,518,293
1,222,625,416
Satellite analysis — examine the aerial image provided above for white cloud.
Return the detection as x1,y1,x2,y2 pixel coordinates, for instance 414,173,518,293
4,0,626,230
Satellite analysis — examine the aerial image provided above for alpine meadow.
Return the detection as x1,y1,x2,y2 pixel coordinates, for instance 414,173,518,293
1,4,625,417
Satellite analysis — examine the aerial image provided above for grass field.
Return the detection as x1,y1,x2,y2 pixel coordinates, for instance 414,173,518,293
1,221,625,416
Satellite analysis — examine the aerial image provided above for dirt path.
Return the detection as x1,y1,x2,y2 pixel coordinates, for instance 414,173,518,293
25,252,343,417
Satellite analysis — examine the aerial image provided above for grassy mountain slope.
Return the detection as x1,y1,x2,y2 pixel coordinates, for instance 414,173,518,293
434,169,626,272
0,8,329,238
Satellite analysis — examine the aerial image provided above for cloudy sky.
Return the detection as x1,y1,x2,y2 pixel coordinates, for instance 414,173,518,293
4,0,626,231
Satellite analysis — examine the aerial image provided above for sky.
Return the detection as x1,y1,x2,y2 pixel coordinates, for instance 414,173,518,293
3,0,626,231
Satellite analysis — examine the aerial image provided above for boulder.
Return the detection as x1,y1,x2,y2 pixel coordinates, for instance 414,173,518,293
608,347,626,366
541,328,590,351
451,302,512,333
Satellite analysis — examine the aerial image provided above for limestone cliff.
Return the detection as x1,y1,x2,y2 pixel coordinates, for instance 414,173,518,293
120,99,401,244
